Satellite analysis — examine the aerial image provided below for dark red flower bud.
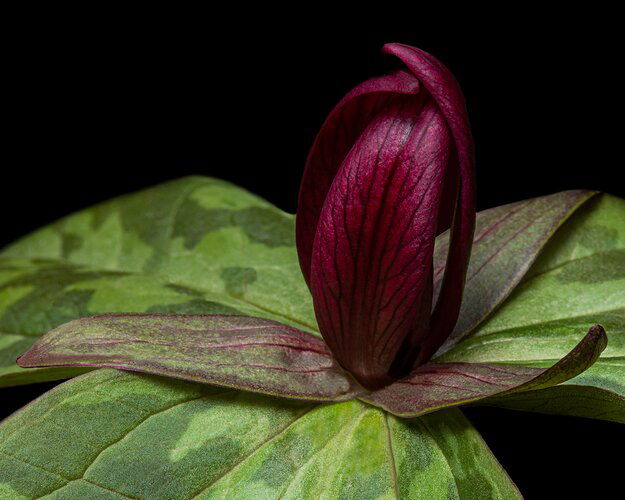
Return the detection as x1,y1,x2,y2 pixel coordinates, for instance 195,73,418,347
296,44,476,389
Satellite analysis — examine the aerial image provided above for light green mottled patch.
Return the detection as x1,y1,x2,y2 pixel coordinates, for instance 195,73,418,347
388,414,451,499
434,190,595,352
146,299,241,315
440,194,625,422
417,410,520,498
2,177,316,334
0,177,318,386
172,198,295,250
0,333,36,377
0,263,126,335
0,369,520,499
0,285,33,314
73,274,240,315
0,454,66,499
60,233,83,257
0,333,26,352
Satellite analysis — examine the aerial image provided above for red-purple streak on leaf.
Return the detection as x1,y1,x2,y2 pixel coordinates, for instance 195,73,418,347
17,314,362,401
17,316,605,415
431,190,596,355
361,325,606,416
298,44,475,389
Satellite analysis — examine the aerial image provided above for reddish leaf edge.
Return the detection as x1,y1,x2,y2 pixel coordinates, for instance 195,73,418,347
434,190,598,355
359,325,607,417
16,315,606,416
16,313,365,402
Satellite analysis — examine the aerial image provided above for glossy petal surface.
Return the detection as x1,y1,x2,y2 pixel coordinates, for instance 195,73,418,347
296,71,420,285
298,45,476,373
382,44,476,362
310,96,450,388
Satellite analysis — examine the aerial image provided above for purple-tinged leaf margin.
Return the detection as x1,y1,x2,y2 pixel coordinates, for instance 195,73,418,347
360,325,606,416
433,189,596,355
17,313,606,420
17,314,362,401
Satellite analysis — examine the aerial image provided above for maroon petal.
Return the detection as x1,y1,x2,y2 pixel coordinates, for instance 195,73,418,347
382,43,477,365
296,70,420,286
310,95,451,390
361,325,606,416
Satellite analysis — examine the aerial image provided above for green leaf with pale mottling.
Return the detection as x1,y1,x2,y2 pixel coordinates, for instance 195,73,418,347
2,180,623,426
3,177,315,331
1,178,620,496
0,177,317,386
0,258,249,387
0,369,520,499
434,190,595,352
438,194,625,422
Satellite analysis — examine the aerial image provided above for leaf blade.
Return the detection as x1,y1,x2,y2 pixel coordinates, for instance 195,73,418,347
16,314,359,401
434,190,595,353
0,369,520,499
440,194,625,421
478,381,625,424
2,177,316,330
361,325,606,416
0,177,317,386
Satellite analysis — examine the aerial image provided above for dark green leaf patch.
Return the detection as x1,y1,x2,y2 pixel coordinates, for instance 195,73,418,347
0,369,521,498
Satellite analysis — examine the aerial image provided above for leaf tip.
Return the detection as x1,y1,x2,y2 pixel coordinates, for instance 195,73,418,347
587,324,608,353
16,351,36,368
16,342,48,368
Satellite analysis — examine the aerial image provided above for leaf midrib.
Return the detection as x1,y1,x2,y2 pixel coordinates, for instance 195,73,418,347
382,413,400,500
471,306,625,340
187,404,321,498
522,247,625,285
275,408,368,499
416,417,461,498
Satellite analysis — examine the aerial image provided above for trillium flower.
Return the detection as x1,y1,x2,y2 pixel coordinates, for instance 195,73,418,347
17,44,607,418
297,43,476,389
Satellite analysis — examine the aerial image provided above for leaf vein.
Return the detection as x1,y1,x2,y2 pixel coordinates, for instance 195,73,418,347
189,404,320,498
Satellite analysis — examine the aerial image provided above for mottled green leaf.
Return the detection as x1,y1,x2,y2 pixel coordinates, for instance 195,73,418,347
17,314,359,401
0,177,317,386
362,325,606,416
439,194,625,422
0,369,520,499
434,190,594,353
15,316,605,414
0,258,245,387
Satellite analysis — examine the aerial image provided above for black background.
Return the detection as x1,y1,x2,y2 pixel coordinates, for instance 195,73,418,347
3,19,624,498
